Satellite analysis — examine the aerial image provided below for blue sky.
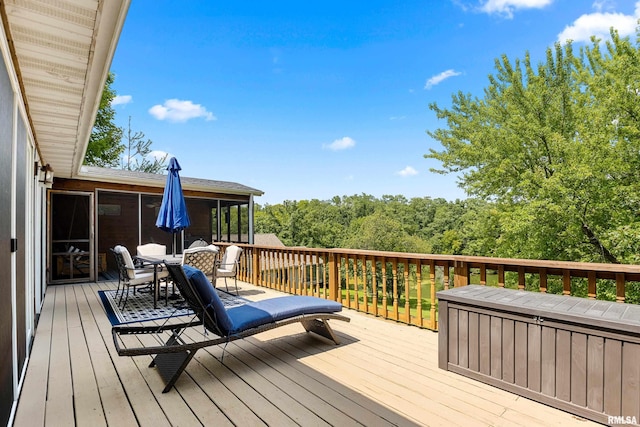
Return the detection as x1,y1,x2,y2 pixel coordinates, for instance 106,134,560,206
109,0,640,205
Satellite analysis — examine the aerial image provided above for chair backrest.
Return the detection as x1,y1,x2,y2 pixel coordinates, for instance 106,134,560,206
164,263,231,336
220,245,243,273
114,245,136,279
188,238,208,249
137,243,166,257
182,246,218,278
110,247,128,282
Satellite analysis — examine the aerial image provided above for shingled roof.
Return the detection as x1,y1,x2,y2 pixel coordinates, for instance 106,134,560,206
78,165,263,196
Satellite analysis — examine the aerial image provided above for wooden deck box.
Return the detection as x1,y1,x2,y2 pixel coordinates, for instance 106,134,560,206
437,285,640,425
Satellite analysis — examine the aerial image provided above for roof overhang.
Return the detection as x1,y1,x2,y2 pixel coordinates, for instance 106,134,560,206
1,0,130,178
77,165,264,197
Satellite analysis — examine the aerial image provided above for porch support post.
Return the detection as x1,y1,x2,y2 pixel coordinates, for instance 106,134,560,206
248,194,254,244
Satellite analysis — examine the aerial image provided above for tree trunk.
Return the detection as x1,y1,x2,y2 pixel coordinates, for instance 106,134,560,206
581,223,619,264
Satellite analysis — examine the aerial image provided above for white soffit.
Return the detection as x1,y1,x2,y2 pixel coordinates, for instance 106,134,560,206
3,0,129,178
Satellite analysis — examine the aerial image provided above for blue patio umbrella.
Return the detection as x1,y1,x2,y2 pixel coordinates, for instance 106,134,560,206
156,157,191,255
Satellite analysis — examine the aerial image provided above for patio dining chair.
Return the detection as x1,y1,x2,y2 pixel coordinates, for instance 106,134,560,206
182,245,219,285
187,238,209,249
136,242,173,302
216,245,243,295
112,245,168,310
137,243,167,257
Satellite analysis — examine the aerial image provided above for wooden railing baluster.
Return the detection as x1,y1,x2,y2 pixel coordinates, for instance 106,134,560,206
392,259,399,321
416,260,423,327
404,260,410,323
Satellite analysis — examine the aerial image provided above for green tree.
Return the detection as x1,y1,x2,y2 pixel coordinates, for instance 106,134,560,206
84,72,124,167
343,211,430,253
121,116,168,173
426,29,640,263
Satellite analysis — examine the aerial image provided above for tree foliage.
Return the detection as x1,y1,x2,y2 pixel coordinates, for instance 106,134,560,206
255,195,482,254
86,73,168,174
85,72,124,167
426,29,640,264
121,116,168,173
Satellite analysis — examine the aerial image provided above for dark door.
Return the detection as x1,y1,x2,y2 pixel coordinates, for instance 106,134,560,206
49,191,94,283
0,51,14,426
15,107,26,380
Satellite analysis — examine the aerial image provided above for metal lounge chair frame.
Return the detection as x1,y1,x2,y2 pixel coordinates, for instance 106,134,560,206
111,262,350,393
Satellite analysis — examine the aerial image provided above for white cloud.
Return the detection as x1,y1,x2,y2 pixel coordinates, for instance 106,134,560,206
148,99,216,123
424,69,462,89
111,95,132,106
148,150,170,162
397,166,419,177
480,0,553,19
323,137,356,151
557,2,640,43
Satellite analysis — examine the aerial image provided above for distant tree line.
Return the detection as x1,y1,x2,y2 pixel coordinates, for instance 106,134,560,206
255,194,496,256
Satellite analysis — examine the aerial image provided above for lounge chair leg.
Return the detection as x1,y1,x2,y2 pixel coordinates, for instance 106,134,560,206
149,333,198,392
301,319,341,344
153,350,196,392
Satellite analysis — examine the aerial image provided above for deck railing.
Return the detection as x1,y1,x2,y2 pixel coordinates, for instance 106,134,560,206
215,243,640,331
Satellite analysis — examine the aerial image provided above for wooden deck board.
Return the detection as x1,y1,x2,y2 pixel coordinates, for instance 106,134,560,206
66,286,106,427
76,284,139,426
45,287,74,427
12,281,55,427
14,280,601,427
82,283,172,427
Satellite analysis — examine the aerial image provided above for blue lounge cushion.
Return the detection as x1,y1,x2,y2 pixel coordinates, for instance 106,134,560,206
246,296,342,321
183,265,234,335
227,296,342,333
183,265,344,336
225,304,273,333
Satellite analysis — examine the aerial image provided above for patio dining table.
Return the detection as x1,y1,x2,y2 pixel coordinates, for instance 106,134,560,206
135,254,183,308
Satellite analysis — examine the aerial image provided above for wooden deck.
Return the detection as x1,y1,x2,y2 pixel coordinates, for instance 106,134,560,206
13,279,599,426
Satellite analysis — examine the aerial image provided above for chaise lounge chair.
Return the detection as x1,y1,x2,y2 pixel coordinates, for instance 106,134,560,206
112,262,350,392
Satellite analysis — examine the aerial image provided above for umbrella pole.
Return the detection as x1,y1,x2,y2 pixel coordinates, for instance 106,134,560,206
169,232,179,299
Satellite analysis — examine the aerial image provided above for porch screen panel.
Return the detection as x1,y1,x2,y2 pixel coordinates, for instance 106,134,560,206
140,194,171,251
227,202,249,243
184,198,216,246
0,50,14,425
98,191,139,272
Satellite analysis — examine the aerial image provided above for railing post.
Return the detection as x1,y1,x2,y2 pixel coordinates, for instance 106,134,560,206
587,271,596,299
328,252,339,302
616,273,625,303
454,260,469,287
251,248,260,286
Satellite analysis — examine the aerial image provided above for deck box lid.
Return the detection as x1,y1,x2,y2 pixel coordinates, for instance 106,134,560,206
437,285,640,335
